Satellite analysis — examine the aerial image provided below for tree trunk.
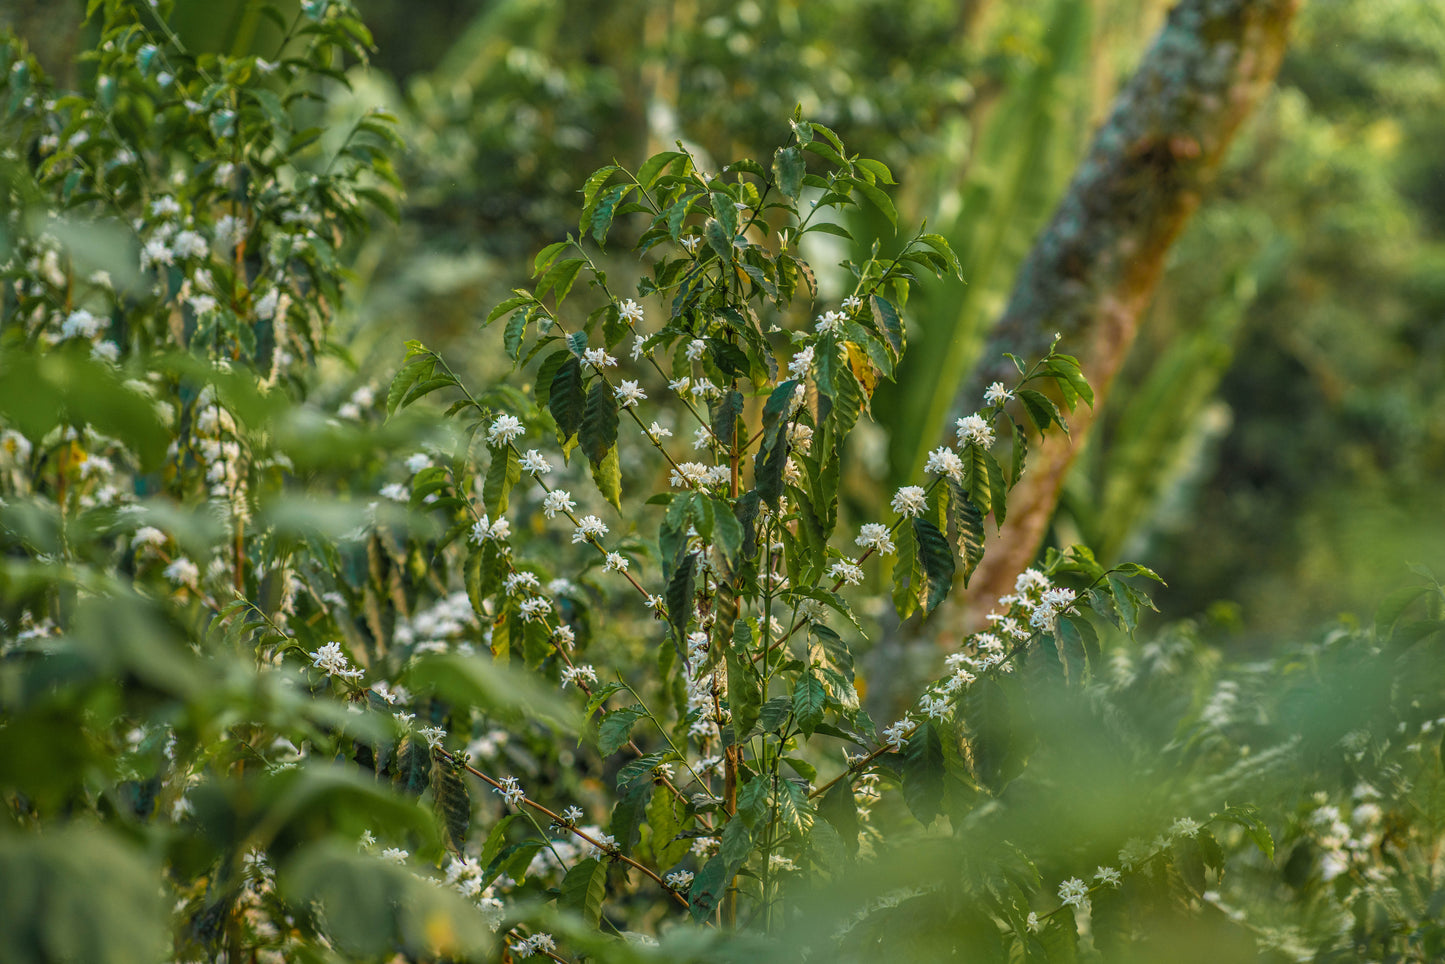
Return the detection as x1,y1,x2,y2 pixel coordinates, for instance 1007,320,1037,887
942,0,1299,638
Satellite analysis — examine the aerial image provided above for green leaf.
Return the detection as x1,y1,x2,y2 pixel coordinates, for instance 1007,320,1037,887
591,184,632,245
281,842,495,959
727,621,764,740
610,773,653,855
869,295,904,357
503,312,529,362
892,516,923,620
483,445,521,515
960,443,992,518
485,293,535,326
773,145,805,198
805,221,855,242
560,858,608,930
599,705,646,756
591,444,622,511
951,484,985,587
647,783,691,867
431,756,471,853
964,680,1013,793
903,720,945,824
666,552,698,644
854,156,895,184
793,670,826,736
548,356,586,442
705,217,732,263
1019,388,1066,437
0,828,168,964
580,377,619,465
736,777,770,831
1213,805,1274,861
617,753,672,790
689,817,751,921
638,149,688,190
819,780,860,856
392,735,431,796
915,517,955,613
405,653,580,734
918,232,963,278
985,449,1009,526
532,240,571,278
846,175,897,229
581,164,620,212
710,389,745,449
532,348,569,407
536,257,586,306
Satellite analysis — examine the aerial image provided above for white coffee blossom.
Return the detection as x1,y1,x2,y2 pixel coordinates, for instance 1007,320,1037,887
984,382,1014,406
163,556,200,587
505,572,541,594
562,806,584,823
520,449,552,475
172,230,208,260
61,309,104,340
814,310,846,336
519,597,553,621
510,933,555,959
604,552,630,573
666,869,694,890
561,665,597,689
405,452,433,474
646,421,672,441
309,642,364,680
470,514,510,544
920,693,952,720
488,414,524,446
572,515,608,543
686,338,707,361
380,847,408,864
583,347,618,369
542,489,576,518
418,725,447,748
890,485,927,517
254,287,280,320
1094,865,1122,888
669,462,711,488
615,380,646,408
842,295,862,311
494,776,526,808
132,526,167,551
955,413,996,448
882,716,917,751
855,522,896,555
788,346,815,379
788,422,813,454
1058,877,1091,912
618,299,645,323
828,559,865,586
140,237,173,270
924,446,965,482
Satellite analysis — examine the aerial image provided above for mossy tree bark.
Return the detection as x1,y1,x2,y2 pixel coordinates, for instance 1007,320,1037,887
945,0,1300,636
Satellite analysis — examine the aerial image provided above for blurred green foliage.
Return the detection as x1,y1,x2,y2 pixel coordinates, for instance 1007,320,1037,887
4,0,1445,960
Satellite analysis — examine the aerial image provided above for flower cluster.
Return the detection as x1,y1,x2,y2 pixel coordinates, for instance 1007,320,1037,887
309,642,364,681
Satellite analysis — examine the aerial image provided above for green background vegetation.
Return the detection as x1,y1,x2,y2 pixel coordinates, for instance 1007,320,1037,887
16,0,1433,637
